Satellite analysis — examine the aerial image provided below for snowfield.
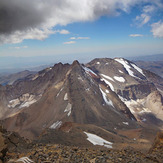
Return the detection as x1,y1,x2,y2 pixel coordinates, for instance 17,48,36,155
114,76,125,82
19,99,37,108
119,70,123,73
100,74,114,82
56,87,64,97
115,58,140,79
64,93,68,100
105,89,109,93
131,63,146,77
123,122,129,125
50,121,62,129
8,94,38,109
16,157,34,163
99,87,114,107
8,99,20,108
100,78,114,91
83,66,98,77
84,131,113,148
64,103,72,116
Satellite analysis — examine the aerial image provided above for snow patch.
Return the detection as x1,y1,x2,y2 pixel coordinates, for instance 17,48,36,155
16,157,34,163
119,70,123,73
56,87,64,97
64,103,72,116
96,62,100,64
100,78,114,91
8,99,20,108
100,74,114,82
115,58,139,79
86,88,90,91
131,63,145,77
84,131,113,148
114,76,125,82
105,89,109,93
83,66,98,77
64,93,68,100
99,87,114,107
118,95,127,103
19,99,37,108
50,121,62,129
123,122,129,125
8,94,38,109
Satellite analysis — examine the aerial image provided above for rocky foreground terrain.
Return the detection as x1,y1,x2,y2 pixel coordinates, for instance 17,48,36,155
0,124,163,163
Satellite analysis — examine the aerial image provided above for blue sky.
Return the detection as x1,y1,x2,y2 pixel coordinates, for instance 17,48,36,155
0,0,163,69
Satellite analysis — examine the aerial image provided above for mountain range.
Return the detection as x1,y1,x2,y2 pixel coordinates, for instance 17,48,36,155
134,61,163,78
0,57,163,152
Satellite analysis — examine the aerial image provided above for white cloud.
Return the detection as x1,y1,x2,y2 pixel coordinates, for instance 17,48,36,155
143,5,156,13
58,30,70,34
70,37,90,40
0,0,163,44
129,34,143,37
70,37,76,40
134,4,159,27
77,37,90,40
1,28,56,44
0,29,70,44
135,14,151,26
63,41,76,44
151,21,163,38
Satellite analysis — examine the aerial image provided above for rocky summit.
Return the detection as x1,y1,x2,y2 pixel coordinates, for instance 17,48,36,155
0,57,163,162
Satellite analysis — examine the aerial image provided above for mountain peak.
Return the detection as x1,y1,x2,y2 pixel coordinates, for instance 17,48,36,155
69,60,82,73
72,60,80,66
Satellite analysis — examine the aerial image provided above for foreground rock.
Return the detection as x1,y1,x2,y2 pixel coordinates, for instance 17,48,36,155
0,125,30,163
5,144,162,163
148,131,163,162
4,132,163,163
